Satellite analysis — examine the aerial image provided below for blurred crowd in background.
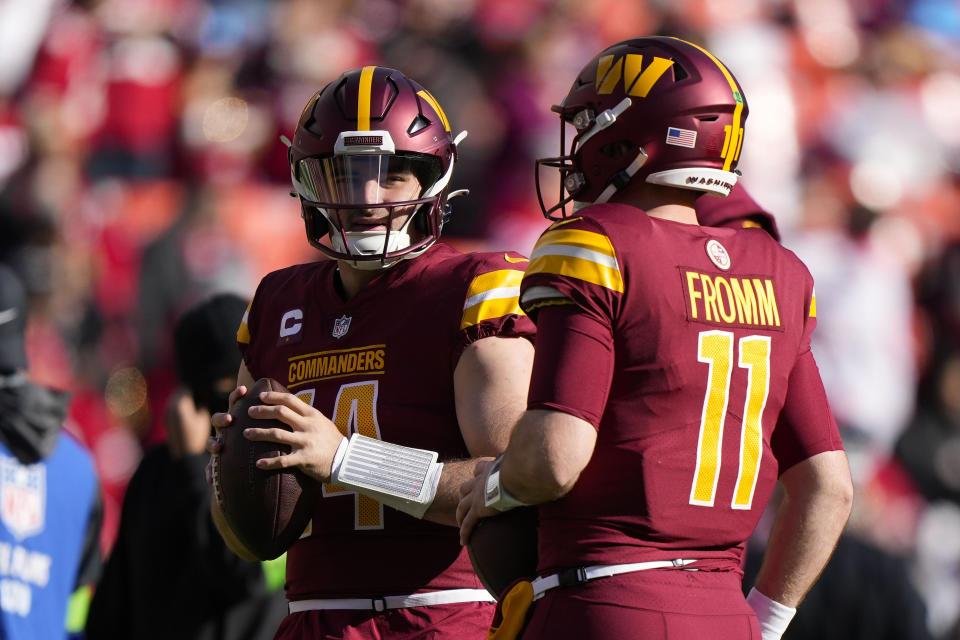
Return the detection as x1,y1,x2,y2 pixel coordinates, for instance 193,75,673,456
1,0,960,637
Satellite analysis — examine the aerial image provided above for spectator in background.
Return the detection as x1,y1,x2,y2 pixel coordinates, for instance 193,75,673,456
0,264,102,639
86,293,286,640
895,240,960,638
788,173,918,457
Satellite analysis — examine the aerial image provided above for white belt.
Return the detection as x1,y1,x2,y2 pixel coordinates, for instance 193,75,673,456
530,558,698,600
288,587,495,613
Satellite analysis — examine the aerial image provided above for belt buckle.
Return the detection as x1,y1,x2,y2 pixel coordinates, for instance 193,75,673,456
557,566,589,588
372,597,387,612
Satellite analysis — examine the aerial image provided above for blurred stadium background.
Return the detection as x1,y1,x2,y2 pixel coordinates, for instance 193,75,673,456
1,0,959,637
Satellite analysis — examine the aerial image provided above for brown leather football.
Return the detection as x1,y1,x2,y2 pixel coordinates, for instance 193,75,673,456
211,377,319,560
467,506,539,599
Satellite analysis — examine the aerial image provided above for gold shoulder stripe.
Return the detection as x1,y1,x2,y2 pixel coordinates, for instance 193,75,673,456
528,228,623,292
534,228,617,256
461,269,525,329
809,290,817,318
237,301,252,345
546,216,583,231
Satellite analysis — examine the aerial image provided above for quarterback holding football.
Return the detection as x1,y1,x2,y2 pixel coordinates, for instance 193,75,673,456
209,66,535,639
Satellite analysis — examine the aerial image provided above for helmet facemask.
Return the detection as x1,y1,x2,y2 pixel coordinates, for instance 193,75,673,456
536,98,645,221
292,130,453,270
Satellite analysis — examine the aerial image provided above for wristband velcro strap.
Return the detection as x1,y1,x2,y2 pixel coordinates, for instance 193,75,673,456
746,587,796,640
331,434,442,519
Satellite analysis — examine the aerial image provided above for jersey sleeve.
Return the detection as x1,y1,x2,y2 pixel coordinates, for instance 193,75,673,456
771,271,844,472
519,216,623,329
526,304,614,428
799,269,818,354
772,350,845,472
453,251,536,362
236,280,263,374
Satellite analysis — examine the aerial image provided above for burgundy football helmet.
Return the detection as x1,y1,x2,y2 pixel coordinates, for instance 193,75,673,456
536,36,749,219
289,66,464,268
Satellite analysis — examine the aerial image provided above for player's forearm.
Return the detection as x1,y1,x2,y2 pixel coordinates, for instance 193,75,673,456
423,458,494,526
501,409,597,504
752,450,853,606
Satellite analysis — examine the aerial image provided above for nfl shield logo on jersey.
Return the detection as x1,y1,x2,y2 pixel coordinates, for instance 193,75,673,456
0,455,46,540
332,315,352,339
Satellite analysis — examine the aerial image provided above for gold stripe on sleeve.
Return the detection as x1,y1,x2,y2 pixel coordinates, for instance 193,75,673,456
525,254,623,292
460,269,525,328
236,301,253,344
533,228,617,257
526,228,624,292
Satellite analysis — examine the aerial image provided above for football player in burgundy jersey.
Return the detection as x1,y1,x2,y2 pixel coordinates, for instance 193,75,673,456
207,67,535,639
457,37,853,640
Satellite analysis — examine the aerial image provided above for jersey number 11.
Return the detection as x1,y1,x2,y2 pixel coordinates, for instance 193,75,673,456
690,330,771,510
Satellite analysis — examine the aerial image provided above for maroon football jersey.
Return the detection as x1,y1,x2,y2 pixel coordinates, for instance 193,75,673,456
238,244,534,599
520,204,843,574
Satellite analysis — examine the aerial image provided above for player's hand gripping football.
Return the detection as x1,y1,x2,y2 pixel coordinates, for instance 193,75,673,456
456,458,501,546
205,384,248,485
237,388,346,483
205,384,345,483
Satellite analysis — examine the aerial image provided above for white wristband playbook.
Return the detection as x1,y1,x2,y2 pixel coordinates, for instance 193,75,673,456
330,434,443,519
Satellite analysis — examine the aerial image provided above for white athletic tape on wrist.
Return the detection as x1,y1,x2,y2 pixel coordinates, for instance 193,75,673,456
746,587,796,640
483,454,529,511
330,434,443,519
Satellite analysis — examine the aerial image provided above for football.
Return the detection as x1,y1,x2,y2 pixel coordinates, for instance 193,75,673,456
467,506,539,599
212,377,319,560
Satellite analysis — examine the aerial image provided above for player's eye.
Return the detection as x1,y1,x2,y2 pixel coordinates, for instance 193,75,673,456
382,173,412,186
333,174,362,187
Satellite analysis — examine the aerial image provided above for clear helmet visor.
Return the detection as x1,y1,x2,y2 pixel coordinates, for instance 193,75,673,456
293,153,443,210
292,151,448,268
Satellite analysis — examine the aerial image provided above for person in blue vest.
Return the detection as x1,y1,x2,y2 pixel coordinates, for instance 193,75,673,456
0,263,103,639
